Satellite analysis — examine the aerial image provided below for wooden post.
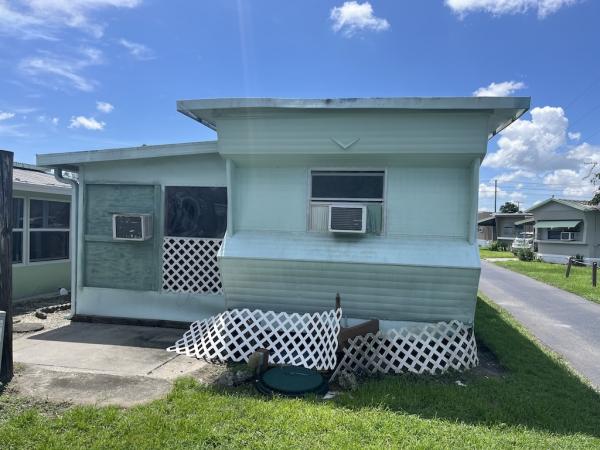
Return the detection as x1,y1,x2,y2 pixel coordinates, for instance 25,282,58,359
0,150,13,383
565,257,572,278
593,262,597,287
335,292,341,310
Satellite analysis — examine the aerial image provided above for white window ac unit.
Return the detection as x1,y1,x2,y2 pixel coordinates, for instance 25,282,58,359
112,214,153,241
328,204,367,234
560,232,575,241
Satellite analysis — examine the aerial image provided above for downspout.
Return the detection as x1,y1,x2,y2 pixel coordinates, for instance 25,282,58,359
54,168,78,318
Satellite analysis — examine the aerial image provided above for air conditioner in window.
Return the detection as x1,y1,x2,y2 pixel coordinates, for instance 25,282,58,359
560,232,575,241
328,204,367,234
112,214,153,241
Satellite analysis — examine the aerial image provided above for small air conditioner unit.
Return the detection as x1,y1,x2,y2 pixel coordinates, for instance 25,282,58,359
328,204,367,234
560,232,575,241
112,214,153,241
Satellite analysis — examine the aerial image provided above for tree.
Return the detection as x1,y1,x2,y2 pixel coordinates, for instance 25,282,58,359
499,201,519,213
590,192,600,205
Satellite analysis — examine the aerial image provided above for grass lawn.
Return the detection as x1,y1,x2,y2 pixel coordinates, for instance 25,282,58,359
495,260,600,305
479,248,515,259
2,297,600,448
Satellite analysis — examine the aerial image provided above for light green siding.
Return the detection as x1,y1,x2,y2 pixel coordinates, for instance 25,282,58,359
13,261,70,300
386,166,469,238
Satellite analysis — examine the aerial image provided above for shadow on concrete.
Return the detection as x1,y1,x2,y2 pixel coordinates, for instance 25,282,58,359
26,322,183,350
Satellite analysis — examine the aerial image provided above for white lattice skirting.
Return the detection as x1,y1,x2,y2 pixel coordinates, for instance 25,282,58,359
167,308,342,370
332,320,478,379
162,237,223,294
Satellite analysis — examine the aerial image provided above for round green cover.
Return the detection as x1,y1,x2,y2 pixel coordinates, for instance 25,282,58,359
260,366,325,394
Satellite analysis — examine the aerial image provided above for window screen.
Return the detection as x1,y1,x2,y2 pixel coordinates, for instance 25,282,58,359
311,171,384,201
165,187,227,238
12,198,24,263
12,231,22,263
13,197,24,228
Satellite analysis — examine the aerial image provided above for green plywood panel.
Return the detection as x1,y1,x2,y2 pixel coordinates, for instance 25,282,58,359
85,241,156,290
84,184,158,290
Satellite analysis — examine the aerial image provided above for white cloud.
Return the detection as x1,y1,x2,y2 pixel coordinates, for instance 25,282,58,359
0,111,15,121
19,47,103,92
96,101,114,113
69,115,105,130
543,168,597,197
483,106,569,171
119,39,155,60
445,0,577,19
495,169,536,183
479,182,526,204
0,0,142,39
568,131,581,141
330,1,390,37
473,80,526,97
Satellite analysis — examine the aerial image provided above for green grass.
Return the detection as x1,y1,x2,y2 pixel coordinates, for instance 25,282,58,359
480,248,515,259
2,297,600,448
495,260,600,304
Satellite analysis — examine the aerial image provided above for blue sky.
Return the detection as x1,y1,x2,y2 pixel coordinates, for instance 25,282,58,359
1,0,600,210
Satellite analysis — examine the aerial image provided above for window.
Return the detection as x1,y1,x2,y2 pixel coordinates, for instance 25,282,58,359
12,198,23,263
29,199,70,262
311,171,384,202
165,187,227,238
309,170,384,234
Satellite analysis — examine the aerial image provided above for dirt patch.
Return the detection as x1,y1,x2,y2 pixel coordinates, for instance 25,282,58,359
12,295,71,339
473,341,507,378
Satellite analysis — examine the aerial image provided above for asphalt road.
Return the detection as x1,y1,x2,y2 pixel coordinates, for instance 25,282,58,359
479,260,600,390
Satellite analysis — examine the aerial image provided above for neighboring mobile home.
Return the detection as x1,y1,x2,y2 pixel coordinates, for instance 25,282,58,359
477,212,534,247
12,163,71,299
528,198,600,264
37,97,530,329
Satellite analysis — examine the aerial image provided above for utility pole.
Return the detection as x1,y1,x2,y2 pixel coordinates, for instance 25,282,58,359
0,150,13,383
494,179,497,213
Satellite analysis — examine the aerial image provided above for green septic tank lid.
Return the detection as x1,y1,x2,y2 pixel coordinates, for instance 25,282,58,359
256,366,328,397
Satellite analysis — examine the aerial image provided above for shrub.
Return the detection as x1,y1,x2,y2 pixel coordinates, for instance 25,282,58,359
517,248,535,261
489,241,500,251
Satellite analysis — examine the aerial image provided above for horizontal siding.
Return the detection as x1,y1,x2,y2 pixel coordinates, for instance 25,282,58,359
217,110,489,156
220,258,479,324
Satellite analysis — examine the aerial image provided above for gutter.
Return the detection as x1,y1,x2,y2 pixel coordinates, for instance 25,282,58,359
53,168,78,318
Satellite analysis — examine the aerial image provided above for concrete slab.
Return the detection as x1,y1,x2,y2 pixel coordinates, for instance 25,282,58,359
14,322,187,377
10,321,227,407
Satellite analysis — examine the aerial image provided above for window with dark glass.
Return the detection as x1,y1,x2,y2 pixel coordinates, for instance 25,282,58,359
311,171,384,201
309,170,385,234
12,197,24,263
165,187,227,238
29,199,70,262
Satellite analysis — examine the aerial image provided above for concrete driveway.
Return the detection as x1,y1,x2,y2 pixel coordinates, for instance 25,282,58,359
11,322,221,406
479,260,600,390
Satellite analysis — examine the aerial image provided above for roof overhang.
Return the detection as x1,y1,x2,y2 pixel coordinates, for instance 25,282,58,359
535,220,582,229
37,141,218,170
527,198,595,213
514,217,535,226
177,96,531,139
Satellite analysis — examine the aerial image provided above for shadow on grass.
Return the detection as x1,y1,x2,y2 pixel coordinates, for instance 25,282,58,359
328,297,600,437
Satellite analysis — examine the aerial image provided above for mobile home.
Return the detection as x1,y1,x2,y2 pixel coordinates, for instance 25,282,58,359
37,97,530,329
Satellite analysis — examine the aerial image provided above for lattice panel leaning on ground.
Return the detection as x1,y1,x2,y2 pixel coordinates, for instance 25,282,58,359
168,307,343,371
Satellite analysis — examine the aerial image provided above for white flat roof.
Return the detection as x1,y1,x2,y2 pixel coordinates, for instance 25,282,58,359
177,96,531,137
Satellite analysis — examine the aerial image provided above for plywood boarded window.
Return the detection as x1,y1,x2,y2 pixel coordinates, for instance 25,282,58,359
165,187,227,239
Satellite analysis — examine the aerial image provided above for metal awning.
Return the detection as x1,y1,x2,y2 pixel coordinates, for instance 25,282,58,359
535,220,582,229
477,217,496,226
515,217,535,226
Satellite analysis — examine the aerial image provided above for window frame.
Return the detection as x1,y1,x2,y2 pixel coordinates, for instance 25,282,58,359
13,195,71,266
307,168,387,235
12,196,24,265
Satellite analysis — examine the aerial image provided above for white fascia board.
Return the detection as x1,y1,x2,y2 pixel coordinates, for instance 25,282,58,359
13,181,71,196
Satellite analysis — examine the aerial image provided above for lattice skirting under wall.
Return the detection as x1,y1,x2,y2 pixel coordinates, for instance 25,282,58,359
168,308,343,371
332,320,478,380
162,237,223,294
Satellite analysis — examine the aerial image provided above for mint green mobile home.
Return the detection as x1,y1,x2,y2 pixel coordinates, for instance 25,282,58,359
38,97,529,329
